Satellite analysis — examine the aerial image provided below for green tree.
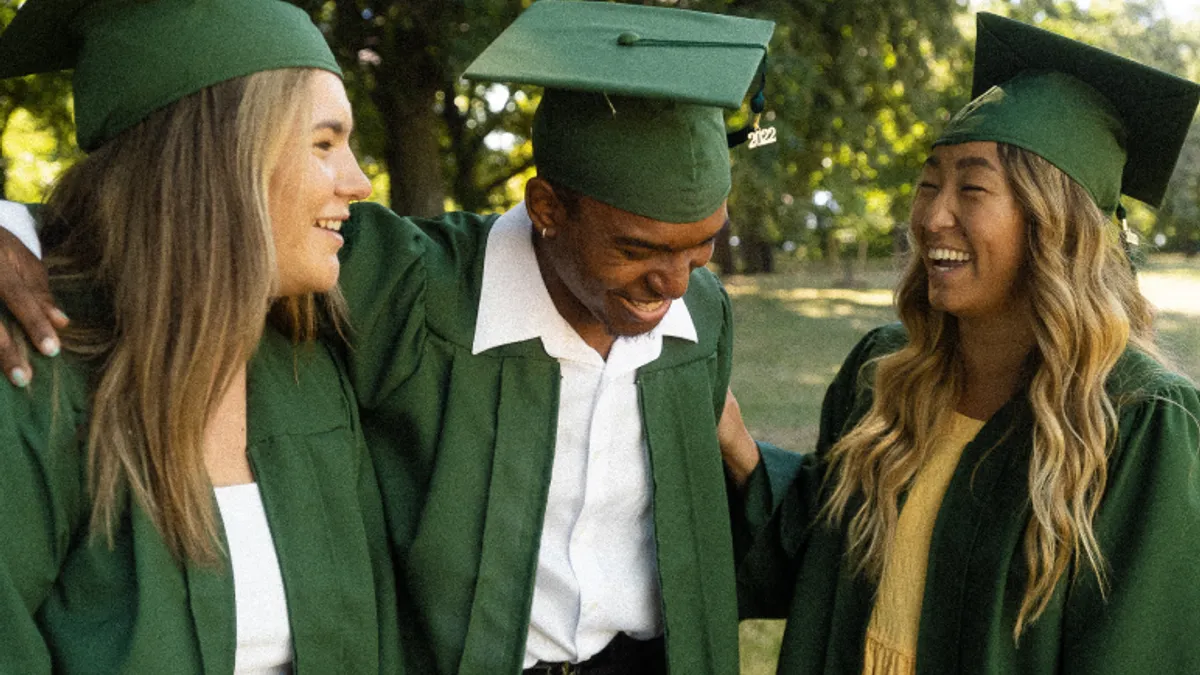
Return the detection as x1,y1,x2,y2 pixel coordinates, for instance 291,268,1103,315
12,0,1198,260
0,1,78,200
721,0,969,273
293,0,533,216
294,0,970,242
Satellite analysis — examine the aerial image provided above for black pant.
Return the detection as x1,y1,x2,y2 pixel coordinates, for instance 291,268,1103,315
522,633,667,675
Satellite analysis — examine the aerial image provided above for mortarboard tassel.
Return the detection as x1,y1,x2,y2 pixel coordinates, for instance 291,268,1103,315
1116,201,1138,272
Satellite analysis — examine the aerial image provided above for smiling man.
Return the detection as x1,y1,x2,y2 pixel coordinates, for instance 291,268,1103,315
334,3,774,673
0,2,773,673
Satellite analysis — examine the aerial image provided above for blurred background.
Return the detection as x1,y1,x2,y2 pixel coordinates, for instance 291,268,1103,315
4,1,1199,670
8,0,1200,262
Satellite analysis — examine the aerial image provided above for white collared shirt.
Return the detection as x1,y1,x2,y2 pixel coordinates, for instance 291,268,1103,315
473,203,698,668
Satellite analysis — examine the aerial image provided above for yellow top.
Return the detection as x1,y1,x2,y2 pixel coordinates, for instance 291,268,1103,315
862,413,985,675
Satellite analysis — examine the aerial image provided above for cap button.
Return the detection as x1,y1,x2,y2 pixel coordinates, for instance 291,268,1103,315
617,32,640,46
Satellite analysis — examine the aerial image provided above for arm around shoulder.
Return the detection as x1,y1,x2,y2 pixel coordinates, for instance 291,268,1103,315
338,203,501,410
337,203,431,408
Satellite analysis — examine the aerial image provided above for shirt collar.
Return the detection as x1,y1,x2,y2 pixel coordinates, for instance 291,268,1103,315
472,202,698,361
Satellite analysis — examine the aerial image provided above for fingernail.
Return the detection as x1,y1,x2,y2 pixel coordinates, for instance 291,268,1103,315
52,308,70,323
10,368,29,388
40,337,60,357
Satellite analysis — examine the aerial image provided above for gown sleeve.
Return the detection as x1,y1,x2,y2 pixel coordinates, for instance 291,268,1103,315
1060,376,1200,672
0,359,86,673
337,202,498,413
335,202,431,411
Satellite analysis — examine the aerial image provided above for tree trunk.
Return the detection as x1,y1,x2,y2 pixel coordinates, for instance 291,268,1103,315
840,255,855,286
741,234,774,275
377,82,445,217
826,227,840,265
0,112,10,200
852,236,869,286
891,222,908,255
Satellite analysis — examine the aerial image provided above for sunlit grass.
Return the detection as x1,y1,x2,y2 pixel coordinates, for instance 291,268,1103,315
727,255,1200,672
1138,271,1200,317
1141,253,1200,281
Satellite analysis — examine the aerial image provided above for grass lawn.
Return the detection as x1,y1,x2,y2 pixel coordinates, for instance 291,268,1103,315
725,254,1200,674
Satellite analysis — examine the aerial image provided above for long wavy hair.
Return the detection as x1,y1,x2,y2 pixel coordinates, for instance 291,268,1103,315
41,67,346,563
822,143,1159,638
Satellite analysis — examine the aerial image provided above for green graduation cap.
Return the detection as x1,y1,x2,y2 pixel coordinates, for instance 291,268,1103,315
0,0,340,152
936,12,1200,213
463,0,775,224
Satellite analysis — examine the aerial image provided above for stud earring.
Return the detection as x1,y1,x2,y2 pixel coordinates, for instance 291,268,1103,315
541,227,557,238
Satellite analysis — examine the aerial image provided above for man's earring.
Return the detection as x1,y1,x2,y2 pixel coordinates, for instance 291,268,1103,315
541,227,557,238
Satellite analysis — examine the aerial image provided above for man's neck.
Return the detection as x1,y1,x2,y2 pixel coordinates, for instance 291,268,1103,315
531,230,616,359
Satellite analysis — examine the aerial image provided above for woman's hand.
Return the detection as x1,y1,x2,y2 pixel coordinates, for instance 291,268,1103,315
0,227,66,387
718,387,761,488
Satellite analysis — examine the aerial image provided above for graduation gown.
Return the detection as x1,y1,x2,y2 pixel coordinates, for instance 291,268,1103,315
0,327,402,674
735,323,1200,674
337,202,740,675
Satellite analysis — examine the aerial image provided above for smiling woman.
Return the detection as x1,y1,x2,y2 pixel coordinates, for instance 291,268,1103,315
268,70,372,299
723,12,1200,675
0,1,399,673
910,141,1028,323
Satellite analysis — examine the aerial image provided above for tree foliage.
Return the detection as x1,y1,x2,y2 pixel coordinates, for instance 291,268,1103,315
4,0,1200,257
291,0,534,216
293,0,970,237
719,0,969,271
0,1,77,200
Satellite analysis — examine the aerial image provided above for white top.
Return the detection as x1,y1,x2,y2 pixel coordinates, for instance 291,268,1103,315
214,483,293,675
473,203,699,668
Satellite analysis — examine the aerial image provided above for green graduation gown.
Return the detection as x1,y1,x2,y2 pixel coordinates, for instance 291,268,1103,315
337,202,740,675
735,323,1200,674
0,327,403,674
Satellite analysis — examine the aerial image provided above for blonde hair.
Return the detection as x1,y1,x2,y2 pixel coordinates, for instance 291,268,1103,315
42,67,344,563
823,143,1159,638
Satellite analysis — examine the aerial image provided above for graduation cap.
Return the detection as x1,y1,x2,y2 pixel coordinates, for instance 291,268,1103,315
463,0,775,224
0,0,340,152
936,12,1200,213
